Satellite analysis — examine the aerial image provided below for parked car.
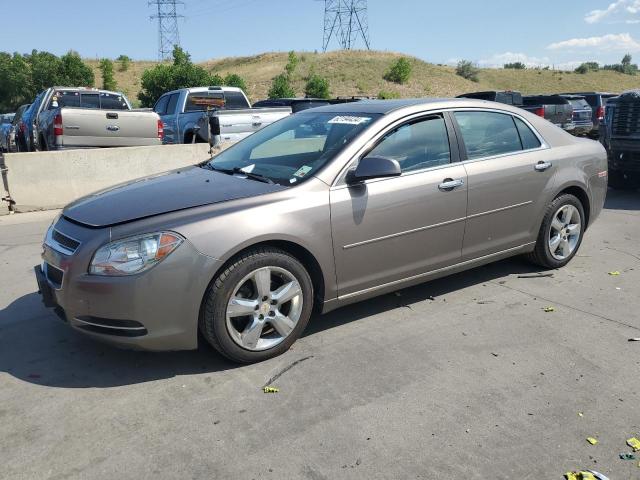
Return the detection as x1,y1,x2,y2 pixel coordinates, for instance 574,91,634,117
600,89,640,189
560,92,617,137
35,98,607,362
29,87,162,151
15,95,44,152
154,86,291,145
456,90,523,105
520,95,574,131
252,98,330,113
560,95,594,136
0,113,15,152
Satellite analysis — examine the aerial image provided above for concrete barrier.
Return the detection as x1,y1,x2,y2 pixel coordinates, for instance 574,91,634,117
1,143,232,213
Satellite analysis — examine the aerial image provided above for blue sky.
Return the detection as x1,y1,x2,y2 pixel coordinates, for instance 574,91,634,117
2,0,640,68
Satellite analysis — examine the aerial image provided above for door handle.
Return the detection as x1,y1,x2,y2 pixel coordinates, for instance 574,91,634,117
438,178,464,191
252,122,262,127
534,161,552,172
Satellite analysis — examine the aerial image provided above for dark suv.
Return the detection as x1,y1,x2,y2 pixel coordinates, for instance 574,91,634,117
561,92,617,137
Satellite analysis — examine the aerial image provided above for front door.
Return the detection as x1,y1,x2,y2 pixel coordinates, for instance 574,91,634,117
330,113,468,298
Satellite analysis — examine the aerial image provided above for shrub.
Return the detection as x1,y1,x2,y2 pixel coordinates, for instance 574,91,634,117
456,60,479,82
384,57,412,84
117,54,131,72
604,54,638,75
378,90,400,100
268,73,295,99
285,51,299,76
58,51,95,87
137,46,217,107
223,73,247,91
304,74,330,98
504,62,526,69
99,58,117,91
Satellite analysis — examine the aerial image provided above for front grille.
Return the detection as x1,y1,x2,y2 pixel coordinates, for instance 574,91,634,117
611,150,640,172
612,101,640,136
44,263,64,287
52,229,80,253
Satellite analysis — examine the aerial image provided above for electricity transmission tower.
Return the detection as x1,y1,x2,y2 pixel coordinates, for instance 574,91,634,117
149,0,184,61
322,0,371,52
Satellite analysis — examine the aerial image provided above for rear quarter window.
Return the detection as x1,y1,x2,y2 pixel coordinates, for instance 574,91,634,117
514,117,541,150
224,91,249,109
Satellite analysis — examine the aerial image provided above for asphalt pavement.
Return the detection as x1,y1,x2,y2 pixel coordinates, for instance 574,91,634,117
1,190,639,480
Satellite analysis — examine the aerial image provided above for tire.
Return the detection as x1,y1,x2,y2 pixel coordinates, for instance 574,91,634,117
608,170,636,190
526,193,585,269
200,247,314,363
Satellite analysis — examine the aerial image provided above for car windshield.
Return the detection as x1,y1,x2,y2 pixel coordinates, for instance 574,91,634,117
204,111,381,186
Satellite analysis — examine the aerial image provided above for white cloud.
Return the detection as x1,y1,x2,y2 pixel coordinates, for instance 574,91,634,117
547,32,640,51
584,0,640,23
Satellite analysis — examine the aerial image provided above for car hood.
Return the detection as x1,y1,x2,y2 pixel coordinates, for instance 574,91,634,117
62,166,286,228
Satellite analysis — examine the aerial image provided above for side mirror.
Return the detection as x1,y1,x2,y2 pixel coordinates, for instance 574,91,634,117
346,156,402,184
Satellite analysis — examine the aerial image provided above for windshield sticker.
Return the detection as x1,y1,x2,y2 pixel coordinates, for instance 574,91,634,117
328,115,371,125
289,178,298,184
293,165,313,178
239,164,255,173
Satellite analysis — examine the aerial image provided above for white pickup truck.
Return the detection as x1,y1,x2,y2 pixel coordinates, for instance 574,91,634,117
153,87,291,145
32,87,162,151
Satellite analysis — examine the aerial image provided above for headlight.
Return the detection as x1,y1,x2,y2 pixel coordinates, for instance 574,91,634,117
89,232,183,276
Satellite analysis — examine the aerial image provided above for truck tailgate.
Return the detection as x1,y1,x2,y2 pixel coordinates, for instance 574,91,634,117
214,107,291,141
60,108,161,148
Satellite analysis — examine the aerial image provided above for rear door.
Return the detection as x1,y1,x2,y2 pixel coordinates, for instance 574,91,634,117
453,110,557,259
330,112,468,297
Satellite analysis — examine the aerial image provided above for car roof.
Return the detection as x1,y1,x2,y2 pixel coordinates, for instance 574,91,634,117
304,98,483,115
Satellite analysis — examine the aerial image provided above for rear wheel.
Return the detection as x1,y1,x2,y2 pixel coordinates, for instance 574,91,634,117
526,193,585,269
200,247,314,363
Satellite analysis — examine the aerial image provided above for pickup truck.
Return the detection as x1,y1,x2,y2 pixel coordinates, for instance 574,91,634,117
560,95,593,136
153,86,291,145
600,90,640,189
457,91,575,131
30,87,162,151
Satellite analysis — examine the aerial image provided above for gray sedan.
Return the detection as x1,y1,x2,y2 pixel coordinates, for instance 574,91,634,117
35,99,608,363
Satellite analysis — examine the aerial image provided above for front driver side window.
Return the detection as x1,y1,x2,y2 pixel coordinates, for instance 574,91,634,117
368,115,451,173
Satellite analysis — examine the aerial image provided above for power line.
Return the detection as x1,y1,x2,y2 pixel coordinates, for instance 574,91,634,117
322,0,370,52
149,0,184,61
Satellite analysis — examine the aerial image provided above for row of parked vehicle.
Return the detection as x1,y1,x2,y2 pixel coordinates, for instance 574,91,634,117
0,85,369,154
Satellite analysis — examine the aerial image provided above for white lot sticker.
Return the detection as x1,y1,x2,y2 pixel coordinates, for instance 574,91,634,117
328,115,371,125
293,165,313,178
239,164,255,173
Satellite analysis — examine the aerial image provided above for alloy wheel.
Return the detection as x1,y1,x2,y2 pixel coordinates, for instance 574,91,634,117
548,204,581,260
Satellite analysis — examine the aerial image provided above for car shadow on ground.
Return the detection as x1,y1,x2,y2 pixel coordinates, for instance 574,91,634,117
604,187,640,210
1,256,547,389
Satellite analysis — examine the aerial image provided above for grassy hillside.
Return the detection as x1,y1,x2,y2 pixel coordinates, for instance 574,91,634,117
87,50,640,106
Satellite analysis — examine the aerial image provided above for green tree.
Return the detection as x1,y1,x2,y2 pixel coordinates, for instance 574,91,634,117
99,58,117,91
223,73,247,91
58,51,94,87
456,60,479,82
384,57,412,84
117,54,131,72
0,53,32,112
304,74,330,98
26,50,61,95
268,73,295,99
285,50,299,76
504,62,526,69
137,47,218,107
622,53,632,66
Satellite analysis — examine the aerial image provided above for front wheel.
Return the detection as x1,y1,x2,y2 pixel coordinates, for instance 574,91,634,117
526,193,585,269
200,247,314,363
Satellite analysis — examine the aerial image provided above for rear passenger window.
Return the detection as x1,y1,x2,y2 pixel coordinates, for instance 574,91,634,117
224,91,249,109
100,93,128,110
514,117,541,150
154,95,170,115
368,115,451,172
166,93,179,114
454,111,522,159
81,94,100,109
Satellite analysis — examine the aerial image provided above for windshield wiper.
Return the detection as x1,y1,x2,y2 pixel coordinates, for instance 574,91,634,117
202,163,274,184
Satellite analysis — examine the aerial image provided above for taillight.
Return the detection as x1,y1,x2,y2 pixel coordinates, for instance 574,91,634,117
157,119,164,140
534,107,545,117
53,114,63,137
596,106,604,120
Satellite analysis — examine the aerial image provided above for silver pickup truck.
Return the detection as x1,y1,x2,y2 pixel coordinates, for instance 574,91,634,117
153,86,291,145
33,87,162,151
